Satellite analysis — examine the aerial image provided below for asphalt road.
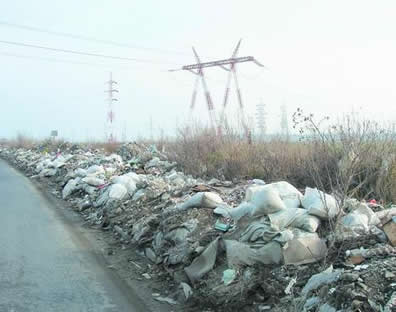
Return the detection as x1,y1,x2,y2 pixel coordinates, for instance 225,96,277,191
0,160,149,312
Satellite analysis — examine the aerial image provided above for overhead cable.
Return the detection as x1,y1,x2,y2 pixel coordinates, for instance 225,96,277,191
0,21,190,56
0,51,128,68
0,39,180,65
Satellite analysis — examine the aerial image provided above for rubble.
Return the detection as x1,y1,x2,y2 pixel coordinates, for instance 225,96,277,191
62,178,80,199
108,183,128,200
180,282,193,300
153,295,178,305
185,237,220,282
301,266,342,296
384,292,396,312
283,233,328,265
222,269,236,286
377,207,396,225
82,176,105,186
1,142,395,312
383,217,396,246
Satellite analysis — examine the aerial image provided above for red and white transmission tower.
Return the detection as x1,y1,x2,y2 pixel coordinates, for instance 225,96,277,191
105,72,118,142
172,40,264,139
188,47,217,129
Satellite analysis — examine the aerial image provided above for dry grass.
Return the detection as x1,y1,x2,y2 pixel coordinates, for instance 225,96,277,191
3,113,396,204
167,118,396,203
166,125,317,185
10,133,36,149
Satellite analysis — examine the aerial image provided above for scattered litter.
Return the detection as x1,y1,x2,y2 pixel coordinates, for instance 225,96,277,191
129,260,142,269
384,292,396,312
284,277,297,295
383,217,396,246
222,269,237,286
257,305,271,311
354,264,369,271
154,296,178,305
214,219,231,232
1,142,395,312
318,303,336,312
142,273,151,280
301,266,342,296
180,282,193,300
185,238,219,282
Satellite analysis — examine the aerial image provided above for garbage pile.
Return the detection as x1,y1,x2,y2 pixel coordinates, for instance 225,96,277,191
1,142,395,312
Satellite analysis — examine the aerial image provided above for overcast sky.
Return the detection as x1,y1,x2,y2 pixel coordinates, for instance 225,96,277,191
1,1,396,141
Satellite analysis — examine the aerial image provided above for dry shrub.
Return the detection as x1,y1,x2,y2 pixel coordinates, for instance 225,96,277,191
169,115,396,204
4,135,71,153
166,125,222,178
37,138,70,153
9,133,36,149
376,156,396,203
293,110,396,203
102,141,120,154
168,124,321,187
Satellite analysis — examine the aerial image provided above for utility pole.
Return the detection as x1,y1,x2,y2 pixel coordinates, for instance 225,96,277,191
256,99,267,140
280,102,289,140
105,72,118,143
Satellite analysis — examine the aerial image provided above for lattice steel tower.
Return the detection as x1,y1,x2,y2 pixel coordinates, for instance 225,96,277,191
173,40,264,141
280,102,289,139
256,99,267,139
105,72,118,142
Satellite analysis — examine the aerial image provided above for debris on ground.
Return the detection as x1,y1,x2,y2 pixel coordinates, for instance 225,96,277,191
383,217,396,246
1,142,395,312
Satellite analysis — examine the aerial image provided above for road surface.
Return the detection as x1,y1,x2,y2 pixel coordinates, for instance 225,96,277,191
0,160,149,312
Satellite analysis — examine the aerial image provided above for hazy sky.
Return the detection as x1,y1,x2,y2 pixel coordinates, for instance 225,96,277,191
1,1,396,141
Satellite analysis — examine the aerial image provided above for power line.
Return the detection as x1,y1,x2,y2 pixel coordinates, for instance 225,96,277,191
0,51,123,68
0,51,174,75
0,20,191,56
0,39,180,65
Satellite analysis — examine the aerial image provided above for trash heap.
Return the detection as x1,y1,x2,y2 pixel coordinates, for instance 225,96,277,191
1,142,395,312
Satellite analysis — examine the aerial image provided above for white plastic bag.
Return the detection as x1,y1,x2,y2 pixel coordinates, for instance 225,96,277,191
269,208,321,232
111,175,137,196
268,181,303,209
250,185,286,216
302,187,339,219
180,192,223,210
82,176,105,186
108,183,128,200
